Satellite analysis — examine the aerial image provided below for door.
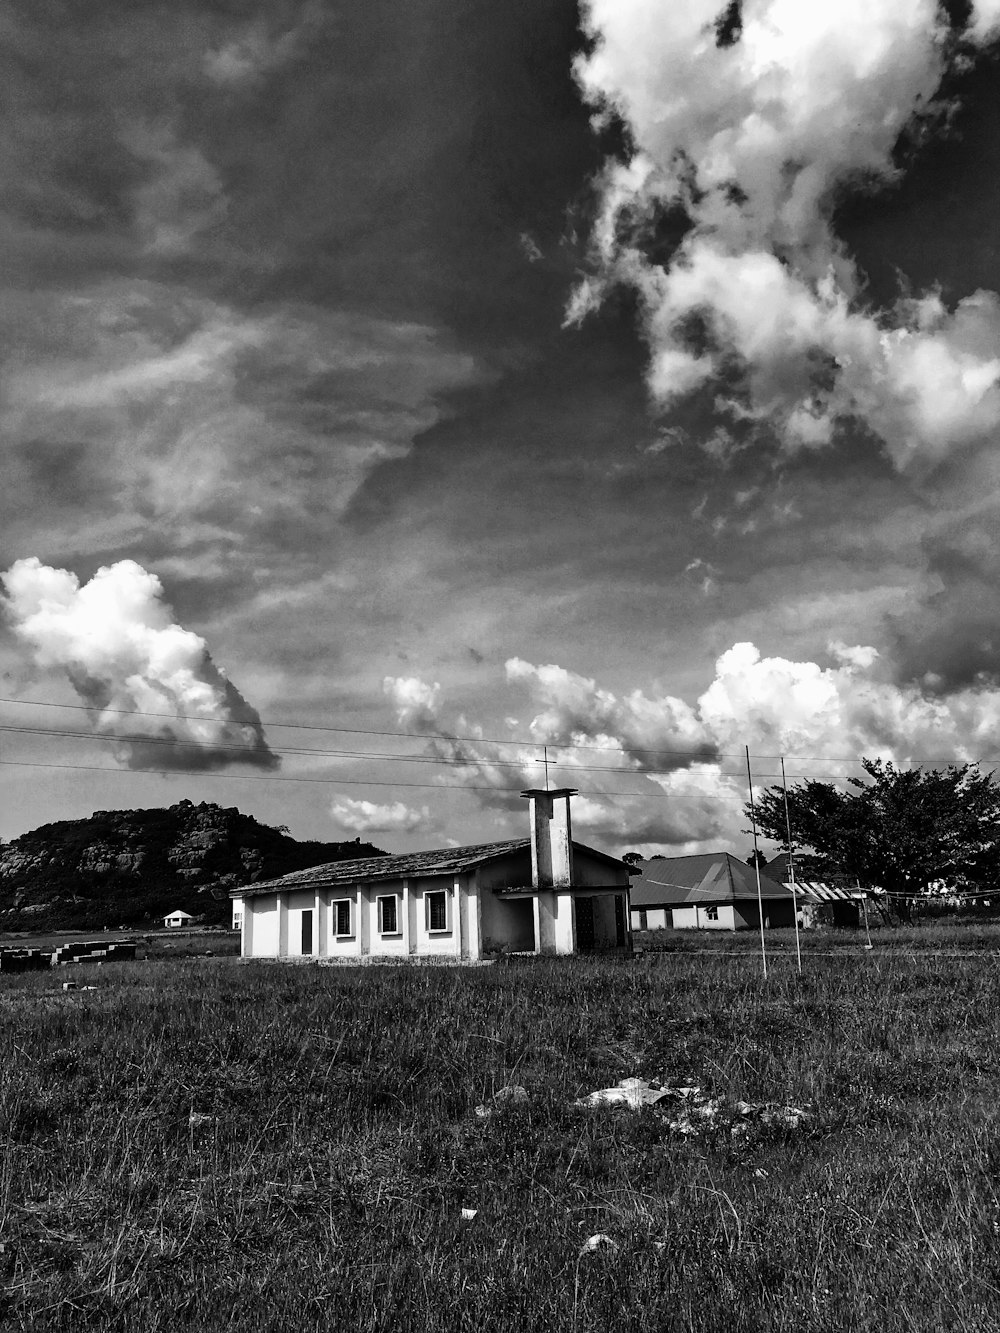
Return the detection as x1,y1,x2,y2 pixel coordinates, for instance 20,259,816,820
301,909,314,956
614,895,626,946
575,897,595,952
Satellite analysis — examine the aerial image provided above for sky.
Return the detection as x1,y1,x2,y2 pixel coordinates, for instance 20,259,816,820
2,0,1000,858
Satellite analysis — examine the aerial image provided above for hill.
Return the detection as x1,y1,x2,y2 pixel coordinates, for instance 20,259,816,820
0,800,386,930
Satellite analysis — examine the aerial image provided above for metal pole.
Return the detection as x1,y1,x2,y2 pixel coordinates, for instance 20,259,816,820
861,881,873,949
781,757,802,975
745,745,768,981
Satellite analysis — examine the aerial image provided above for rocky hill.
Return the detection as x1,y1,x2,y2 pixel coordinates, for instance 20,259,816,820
0,800,386,931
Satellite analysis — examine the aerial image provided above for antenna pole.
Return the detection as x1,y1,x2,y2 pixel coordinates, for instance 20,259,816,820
745,745,768,981
781,757,802,975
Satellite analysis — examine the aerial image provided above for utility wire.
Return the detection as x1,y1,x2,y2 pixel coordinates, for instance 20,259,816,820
2,693,994,767
0,720,880,781
0,756,738,801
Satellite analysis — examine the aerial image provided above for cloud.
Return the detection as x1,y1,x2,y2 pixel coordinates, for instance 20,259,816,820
0,282,483,582
203,4,322,87
572,0,1000,467
384,676,443,731
394,641,1000,853
384,674,544,811
124,121,227,256
330,796,431,834
1,557,278,771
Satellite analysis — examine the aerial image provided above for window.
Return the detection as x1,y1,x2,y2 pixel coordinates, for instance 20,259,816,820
334,899,352,937
705,905,718,921
638,910,647,930
378,894,399,935
426,890,449,933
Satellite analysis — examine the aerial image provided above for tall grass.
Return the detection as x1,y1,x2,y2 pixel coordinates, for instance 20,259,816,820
2,953,999,1330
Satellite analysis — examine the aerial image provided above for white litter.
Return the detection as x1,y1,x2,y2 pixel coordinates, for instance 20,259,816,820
575,1077,674,1110
576,1078,811,1138
579,1233,616,1255
460,1208,478,1222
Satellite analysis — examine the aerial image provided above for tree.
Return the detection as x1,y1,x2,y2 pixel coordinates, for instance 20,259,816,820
745,759,1000,920
746,849,768,870
621,852,644,869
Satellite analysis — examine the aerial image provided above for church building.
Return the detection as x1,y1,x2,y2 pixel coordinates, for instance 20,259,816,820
232,788,631,962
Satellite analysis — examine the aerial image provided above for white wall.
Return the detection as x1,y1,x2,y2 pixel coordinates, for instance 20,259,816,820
248,894,279,956
631,907,669,931
671,904,737,931
286,889,317,957
410,874,461,959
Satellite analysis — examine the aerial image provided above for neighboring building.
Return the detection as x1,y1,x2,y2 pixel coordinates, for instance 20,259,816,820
232,788,631,962
163,909,195,929
629,853,799,931
788,881,865,928
767,854,866,927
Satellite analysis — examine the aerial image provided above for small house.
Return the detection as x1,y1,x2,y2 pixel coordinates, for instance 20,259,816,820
163,909,195,929
232,788,631,962
766,854,866,927
629,853,800,932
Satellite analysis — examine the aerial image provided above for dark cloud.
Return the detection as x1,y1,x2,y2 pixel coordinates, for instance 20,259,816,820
889,513,1000,690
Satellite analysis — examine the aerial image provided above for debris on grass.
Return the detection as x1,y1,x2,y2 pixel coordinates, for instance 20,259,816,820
475,1084,529,1118
574,1077,674,1109
576,1079,812,1138
460,1207,478,1222
579,1233,616,1255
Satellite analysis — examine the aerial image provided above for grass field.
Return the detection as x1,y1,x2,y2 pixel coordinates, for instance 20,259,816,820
2,948,1000,1331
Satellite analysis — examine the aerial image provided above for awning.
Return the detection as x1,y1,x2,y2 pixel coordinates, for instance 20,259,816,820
789,881,866,902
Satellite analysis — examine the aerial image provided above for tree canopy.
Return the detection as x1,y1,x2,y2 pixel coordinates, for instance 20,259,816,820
746,759,1000,915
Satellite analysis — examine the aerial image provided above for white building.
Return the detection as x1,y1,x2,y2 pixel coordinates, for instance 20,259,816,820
163,909,195,929
233,788,631,962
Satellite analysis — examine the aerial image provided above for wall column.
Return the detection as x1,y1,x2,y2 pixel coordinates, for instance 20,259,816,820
277,894,288,958
358,883,369,957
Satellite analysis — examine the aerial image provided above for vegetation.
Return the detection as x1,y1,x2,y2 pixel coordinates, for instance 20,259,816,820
0,801,385,932
749,758,1000,916
3,950,1000,1330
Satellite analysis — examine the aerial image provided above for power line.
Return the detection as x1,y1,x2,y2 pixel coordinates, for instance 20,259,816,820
0,719,883,782
0,710,993,785
0,756,741,802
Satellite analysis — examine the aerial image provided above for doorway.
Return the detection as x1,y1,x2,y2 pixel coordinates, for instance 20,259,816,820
614,895,626,946
575,897,595,951
301,910,314,956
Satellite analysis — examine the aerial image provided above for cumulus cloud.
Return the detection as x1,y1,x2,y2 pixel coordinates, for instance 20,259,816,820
384,675,545,811
382,631,1000,852
390,642,1000,853
330,796,431,834
572,0,1000,467
1,557,278,771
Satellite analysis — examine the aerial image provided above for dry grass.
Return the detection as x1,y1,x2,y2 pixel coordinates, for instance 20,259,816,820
2,950,1000,1330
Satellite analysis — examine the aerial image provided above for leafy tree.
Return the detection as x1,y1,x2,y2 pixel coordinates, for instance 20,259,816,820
621,852,644,869
746,759,1000,920
746,849,768,870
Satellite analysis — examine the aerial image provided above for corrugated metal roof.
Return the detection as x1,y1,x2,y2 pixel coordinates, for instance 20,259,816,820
792,881,866,902
629,852,793,907
233,839,628,899
234,839,530,899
